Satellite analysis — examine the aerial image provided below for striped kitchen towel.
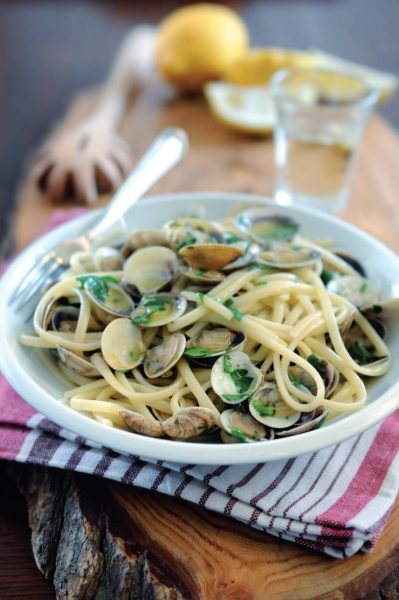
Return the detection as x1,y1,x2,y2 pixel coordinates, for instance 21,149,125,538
1,210,399,559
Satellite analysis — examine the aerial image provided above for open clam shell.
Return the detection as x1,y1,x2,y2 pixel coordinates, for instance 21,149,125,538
57,346,99,378
92,247,123,272
185,327,246,361
162,407,217,439
249,383,301,428
144,333,186,379
163,218,223,250
131,293,187,328
222,242,260,271
236,209,300,244
257,244,321,269
101,318,145,371
120,409,163,437
211,351,262,404
327,275,383,308
123,246,178,295
82,276,134,317
179,243,244,271
181,267,225,285
275,408,329,437
51,305,80,333
121,229,169,257
220,409,268,442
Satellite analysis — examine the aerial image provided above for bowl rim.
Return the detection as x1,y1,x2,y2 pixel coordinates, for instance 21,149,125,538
1,191,399,465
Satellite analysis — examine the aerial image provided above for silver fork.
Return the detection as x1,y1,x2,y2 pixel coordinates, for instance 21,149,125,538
9,127,189,311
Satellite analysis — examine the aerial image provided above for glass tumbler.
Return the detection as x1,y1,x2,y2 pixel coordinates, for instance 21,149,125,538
270,69,378,213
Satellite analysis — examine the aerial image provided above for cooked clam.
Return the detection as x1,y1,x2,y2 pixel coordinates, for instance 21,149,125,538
327,275,382,308
131,293,187,328
185,327,245,360
162,407,217,439
341,321,389,367
249,383,301,428
361,298,399,340
179,243,244,271
334,252,366,277
82,275,134,317
275,408,329,437
92,247,123,272
120,409,163,437
123,246,178,295
257,244,321,269
222,242,260,271
144,333,186,378
57,346,99,377
163,218,223,250
51,306,80,332
221,409,268,442
290,357,339,398
121,229,169,257
236,209,300,244
181,267,225,285
211,351,262,404
101,318,145,371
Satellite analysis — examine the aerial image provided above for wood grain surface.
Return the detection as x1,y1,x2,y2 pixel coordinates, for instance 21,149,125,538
5,73,399,599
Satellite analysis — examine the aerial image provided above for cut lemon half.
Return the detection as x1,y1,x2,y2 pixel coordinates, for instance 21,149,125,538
224,47,315,86
204,82,275,134
310,49,398,105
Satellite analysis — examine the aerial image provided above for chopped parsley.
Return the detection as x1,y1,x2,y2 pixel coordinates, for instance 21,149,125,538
247,262,277,271
321,269,334,286
184,347,215,358
197,292,206,304
288,373,302,388
252,399,275,416
225,234,243,244
223,354,254,395
307,354,322,371
76,275,118,302
230,427,247,442
254,281,268,287
223,298,243,321
223,393,246,403
131,295,171,325
372,304,383,314
193,269,205,276
350,341,373,363
359,281,368,293
176,232,197,251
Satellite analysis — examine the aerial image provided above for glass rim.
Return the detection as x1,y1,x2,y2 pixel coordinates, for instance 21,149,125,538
269,67,379,110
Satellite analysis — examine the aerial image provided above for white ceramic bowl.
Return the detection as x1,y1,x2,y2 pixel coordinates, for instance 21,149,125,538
1,193,399,465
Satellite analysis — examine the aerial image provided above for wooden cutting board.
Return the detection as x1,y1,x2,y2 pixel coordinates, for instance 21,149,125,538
12,77,399,599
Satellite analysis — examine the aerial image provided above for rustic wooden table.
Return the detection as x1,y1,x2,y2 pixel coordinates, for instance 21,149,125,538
1,75,399,599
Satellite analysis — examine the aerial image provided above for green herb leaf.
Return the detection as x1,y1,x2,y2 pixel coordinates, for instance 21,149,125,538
193,269,206,276
77,275,117,302
224,298,234,308
176,232,197,251
307,354,322,371
351,341,373,363
321,269,334,286
230,368,253,394
229,427,247,442
223,298,244,321
252,399,275,416
223,393,246,403
225,234,244,244
223,354,233,374
197,292,206,304
359,281,368,293
288,373,302,388
131,295,171,325
254,281,268,287
372,304,383,314
184,347,215,358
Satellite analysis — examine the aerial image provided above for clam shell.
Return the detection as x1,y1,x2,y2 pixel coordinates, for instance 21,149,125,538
131,293,187,328
92,247,123,272
162,407,217,439
120,409,163,437
249,383,301,428
144,334,186,378
179,243,244,270
211,351,262,403
236,209,299,244
276,408,329,437
220,409,268,442
327,275,382,308
258,245,321,269
101,318,145,371
185,327,246,361
121,229,169,257
123,246,178,294
83,277,134,317
57,346,99,378
181,267,225,285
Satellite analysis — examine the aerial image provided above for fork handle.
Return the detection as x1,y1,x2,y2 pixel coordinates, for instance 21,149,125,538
86,128,189,243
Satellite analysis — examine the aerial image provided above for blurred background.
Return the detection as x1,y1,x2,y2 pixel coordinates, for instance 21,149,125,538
1,0,398,237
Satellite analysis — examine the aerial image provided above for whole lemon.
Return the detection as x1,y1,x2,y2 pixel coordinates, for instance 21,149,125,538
156,4,248,91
